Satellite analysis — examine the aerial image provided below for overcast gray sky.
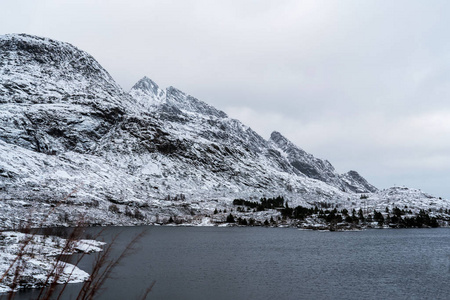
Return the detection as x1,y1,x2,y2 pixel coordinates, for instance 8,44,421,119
2,0,450,198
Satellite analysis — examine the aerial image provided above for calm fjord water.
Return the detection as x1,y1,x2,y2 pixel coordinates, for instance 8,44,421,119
15,227,450,300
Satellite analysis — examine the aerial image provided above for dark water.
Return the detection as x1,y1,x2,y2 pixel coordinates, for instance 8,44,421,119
11,227,450,300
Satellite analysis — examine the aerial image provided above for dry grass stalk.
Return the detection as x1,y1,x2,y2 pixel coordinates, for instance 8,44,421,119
1,186,154,300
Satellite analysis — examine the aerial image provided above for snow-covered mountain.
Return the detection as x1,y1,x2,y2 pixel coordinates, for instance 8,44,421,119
0,34,448,228
269,131,377,193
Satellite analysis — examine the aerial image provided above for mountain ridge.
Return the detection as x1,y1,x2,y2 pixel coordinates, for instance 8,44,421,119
0,33,447,229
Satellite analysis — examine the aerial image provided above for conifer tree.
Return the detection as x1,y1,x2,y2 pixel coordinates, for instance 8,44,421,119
226,213,235,223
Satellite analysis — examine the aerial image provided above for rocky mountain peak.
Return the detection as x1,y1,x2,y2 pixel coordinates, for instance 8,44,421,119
269,130,377,193
129,78,228,118
270,131,310,158
341,170,378,193
270,131,303,152
270,131,286,143
129,76,166,108
160,86,228,118
131,76,164,98
132,76,160,93
0,34,116,85
270,131,339,183
0,33,129,155
0,33,126,107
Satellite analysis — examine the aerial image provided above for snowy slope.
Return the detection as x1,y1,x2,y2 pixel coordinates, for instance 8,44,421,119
0,34,448,228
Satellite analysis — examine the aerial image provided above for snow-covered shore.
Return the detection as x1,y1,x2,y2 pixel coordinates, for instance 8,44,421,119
0,231,104,294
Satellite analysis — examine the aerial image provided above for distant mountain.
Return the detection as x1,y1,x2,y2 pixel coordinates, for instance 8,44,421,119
0,34,446,228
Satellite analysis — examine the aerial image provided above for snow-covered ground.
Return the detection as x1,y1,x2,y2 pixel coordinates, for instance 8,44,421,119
0,231,104,294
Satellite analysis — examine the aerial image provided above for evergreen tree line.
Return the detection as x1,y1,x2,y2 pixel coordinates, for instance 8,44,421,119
233,197,442,228
233,196,285,211
225,213,265,226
